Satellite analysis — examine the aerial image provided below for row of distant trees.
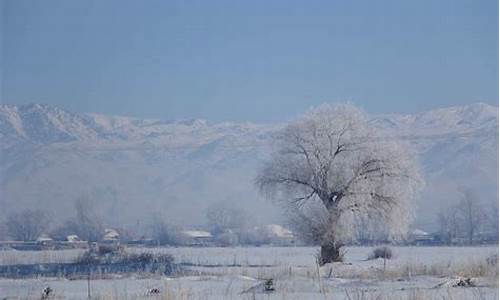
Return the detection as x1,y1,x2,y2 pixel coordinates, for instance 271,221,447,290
148,201,275,246
0,197,274,245
1,192,498,247
349,190,498,245
436,190,498,245
3,196,105,242
2,192,497,246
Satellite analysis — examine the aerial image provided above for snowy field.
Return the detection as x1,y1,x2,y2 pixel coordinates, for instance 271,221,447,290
0,246,497,299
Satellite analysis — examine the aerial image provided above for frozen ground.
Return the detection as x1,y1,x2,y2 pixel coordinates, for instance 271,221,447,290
0,246,497,299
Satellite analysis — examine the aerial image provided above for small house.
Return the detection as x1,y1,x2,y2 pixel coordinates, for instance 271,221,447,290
182,230,213,246
36,234,55,249
66,234,81,242
264,224,295,246
103,228,120,241
409,229,434,245
36,234,53,244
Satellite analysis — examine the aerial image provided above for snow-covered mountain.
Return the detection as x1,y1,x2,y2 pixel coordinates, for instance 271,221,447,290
0,103,497,230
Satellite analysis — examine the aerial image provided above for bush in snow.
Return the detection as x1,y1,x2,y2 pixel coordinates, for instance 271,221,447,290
368,246,393,260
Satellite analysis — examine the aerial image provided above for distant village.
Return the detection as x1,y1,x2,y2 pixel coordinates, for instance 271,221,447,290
1,194,497,252
0,222,497,252
0,224,296,251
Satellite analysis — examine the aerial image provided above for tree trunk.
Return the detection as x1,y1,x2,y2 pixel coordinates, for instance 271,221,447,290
319,243,343,265
317,202,343,265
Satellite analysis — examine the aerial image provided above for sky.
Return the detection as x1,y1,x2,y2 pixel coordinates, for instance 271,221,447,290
1,0,498,122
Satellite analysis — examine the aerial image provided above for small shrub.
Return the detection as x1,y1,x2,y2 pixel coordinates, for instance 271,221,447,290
97,244,122,256
126,253,154,265
215,231,239,247
124,252,174,266
75,251,101,265
368,246,393,260
74,249,176,275
76,249,173,264
486,253,498,267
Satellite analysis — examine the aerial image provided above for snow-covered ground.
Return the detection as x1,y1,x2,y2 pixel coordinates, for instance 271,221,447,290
0,246,497,299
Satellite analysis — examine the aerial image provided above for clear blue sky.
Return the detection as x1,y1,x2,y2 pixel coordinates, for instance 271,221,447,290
1,0,498,122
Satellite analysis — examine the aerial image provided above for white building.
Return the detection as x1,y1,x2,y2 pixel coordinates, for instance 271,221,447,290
182,230,213,246
36,234,53,244
264,224,295,245
409,229,433,244
103,228,120,241
66,234,81,242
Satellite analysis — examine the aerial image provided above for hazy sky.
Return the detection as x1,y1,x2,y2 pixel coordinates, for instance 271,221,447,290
2,0,498,122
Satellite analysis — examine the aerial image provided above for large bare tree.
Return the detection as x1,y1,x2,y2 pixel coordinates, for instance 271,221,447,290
206,201,249,235
71,196,104,242
5,209,51,241
437,189,488,245
437,206,460,244
256,104,422,264
456,189,485,245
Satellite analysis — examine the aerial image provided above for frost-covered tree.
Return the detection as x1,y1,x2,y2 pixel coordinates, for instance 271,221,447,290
456,190,485,245
437,206,460,244
437,190,488,245
149,214,185,246
5,209,51,241
256,104,422,264
206,201,250,237
486,200,499,241
71,196,104,242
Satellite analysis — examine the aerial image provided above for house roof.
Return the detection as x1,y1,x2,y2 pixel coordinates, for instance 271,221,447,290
66,234,82,242
182,230,212,238
103,228,120,240
36,234,53,242
265,224,294,239
411,229,429,236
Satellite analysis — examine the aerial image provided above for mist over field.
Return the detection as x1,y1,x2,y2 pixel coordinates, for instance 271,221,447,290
0,102,497,231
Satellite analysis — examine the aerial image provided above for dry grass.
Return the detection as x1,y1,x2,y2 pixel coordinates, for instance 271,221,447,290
343,287,494,300
383,258,499,280
183,255,498,285
0,249,83,265
318,254,499,282
88,286,496,300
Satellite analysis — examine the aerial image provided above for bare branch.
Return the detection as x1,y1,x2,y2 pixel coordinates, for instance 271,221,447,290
255,103,423,254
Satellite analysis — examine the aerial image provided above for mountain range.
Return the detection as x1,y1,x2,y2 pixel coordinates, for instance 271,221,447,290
0,103,498,231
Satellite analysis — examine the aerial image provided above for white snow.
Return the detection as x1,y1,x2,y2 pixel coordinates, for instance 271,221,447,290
0,246,497,299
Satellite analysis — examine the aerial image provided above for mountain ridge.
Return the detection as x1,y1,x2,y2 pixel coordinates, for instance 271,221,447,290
1,102,497,144
0,102,497,230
